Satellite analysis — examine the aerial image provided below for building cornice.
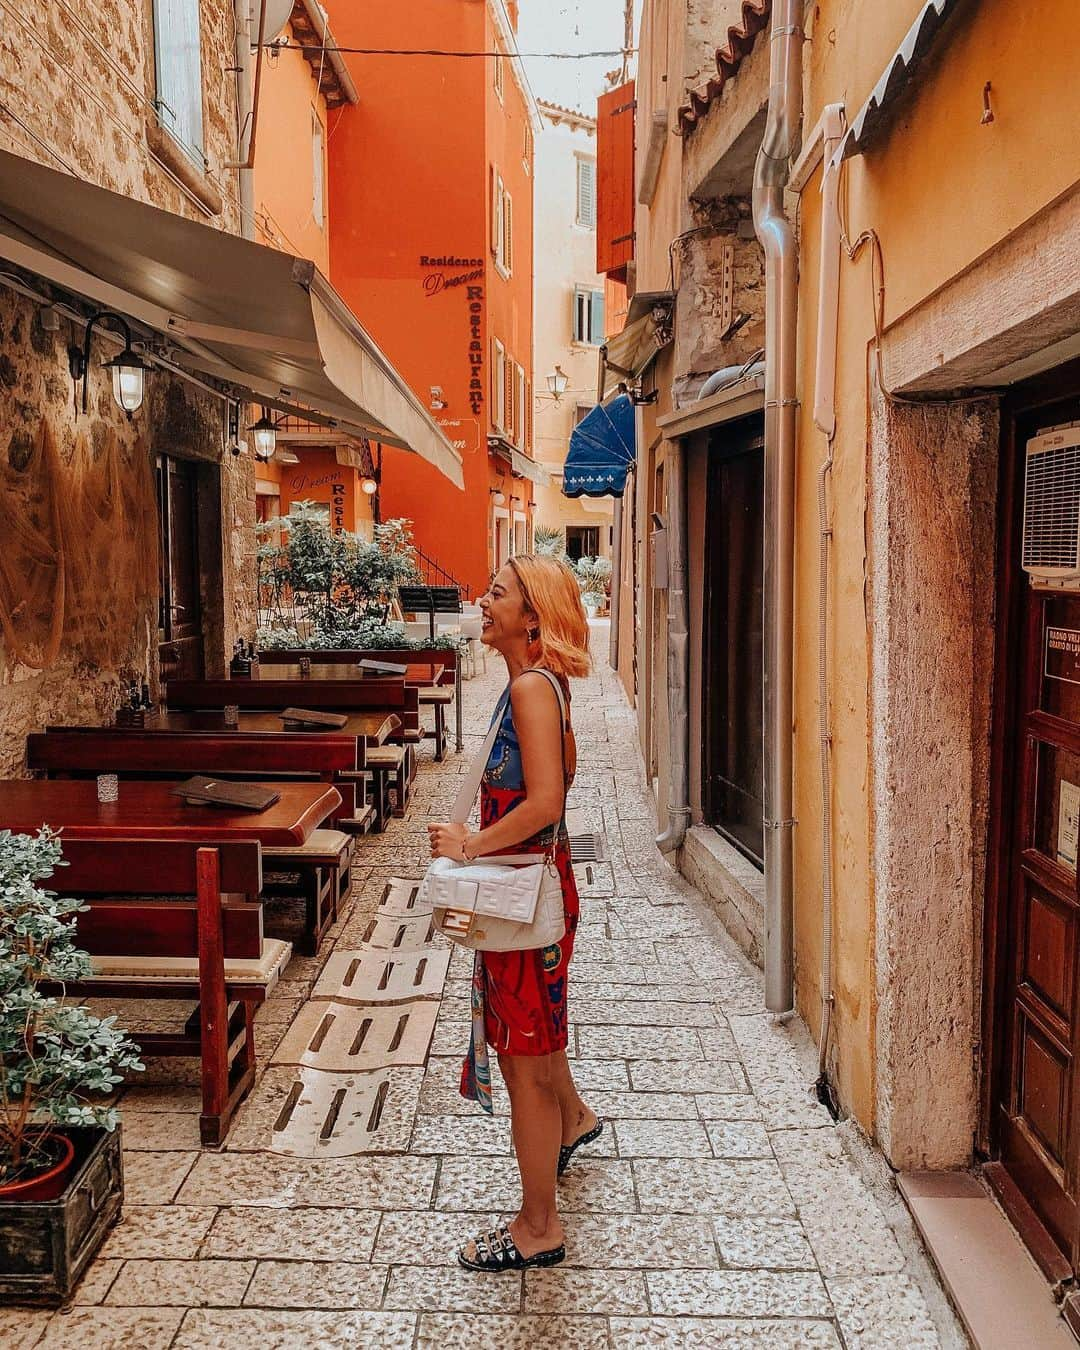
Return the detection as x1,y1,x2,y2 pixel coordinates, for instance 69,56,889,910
486,0,543,130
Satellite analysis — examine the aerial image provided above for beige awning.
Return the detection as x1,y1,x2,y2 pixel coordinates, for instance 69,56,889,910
0,148,463,488
601,291,674,395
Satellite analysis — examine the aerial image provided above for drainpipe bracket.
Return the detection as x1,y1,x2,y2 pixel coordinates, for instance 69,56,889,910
763,817,798,830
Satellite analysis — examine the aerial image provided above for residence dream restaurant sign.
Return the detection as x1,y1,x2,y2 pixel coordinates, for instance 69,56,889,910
418,253,486,421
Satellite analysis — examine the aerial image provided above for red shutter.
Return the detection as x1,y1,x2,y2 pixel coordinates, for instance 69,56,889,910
596,79,635,282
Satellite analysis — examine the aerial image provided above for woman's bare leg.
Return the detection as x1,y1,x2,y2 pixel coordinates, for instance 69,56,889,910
550,1050,598,1145
499,1052,564,1256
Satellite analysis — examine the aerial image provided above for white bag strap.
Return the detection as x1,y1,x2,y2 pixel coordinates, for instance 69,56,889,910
449,669,569,865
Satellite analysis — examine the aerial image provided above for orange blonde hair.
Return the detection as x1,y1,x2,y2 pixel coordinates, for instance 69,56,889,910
508,554,591,680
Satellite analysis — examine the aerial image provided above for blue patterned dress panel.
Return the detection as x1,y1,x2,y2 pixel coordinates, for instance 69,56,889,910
484,687,523,790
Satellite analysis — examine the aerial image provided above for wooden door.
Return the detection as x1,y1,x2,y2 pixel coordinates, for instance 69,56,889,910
156,455,204,681
702,417,765,866
988,376,1080,1286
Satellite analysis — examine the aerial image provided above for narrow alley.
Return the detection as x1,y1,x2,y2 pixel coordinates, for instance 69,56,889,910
3,632,959,1349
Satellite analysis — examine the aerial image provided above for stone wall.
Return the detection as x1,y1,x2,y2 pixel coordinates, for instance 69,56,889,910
0,2,255,777
0,286,255,778
867,386,999,1170
672,200,765,404
0,0,241,229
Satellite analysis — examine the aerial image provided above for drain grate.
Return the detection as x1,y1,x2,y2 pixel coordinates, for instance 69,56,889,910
271,999,439,1071
360,912,438,951
266,1066,422,1157
312,948,451,1004
378,879,431,917
569,832,608,863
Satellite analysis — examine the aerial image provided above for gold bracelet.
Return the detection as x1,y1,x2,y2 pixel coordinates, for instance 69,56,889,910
461,832,474,862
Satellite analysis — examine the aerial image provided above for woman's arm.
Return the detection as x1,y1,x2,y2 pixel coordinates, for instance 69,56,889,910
427,673,565,860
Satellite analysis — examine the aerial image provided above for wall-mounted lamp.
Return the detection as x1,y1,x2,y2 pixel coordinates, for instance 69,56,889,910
249,407,279,461
68,311,151,418
360,476,378,496
490,489,506,507
429,385,447,411
546,364,569,403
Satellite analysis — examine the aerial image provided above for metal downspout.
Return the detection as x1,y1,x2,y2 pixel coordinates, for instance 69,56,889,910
752,0,804,1014
657,437,690,854
609,494,624,671
233,0,256,240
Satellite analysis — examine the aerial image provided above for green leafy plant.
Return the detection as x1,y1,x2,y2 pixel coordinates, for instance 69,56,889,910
574,555,613,597
256,506,421,634
581,591,605,611
532,525,566,558
0,829,143,1187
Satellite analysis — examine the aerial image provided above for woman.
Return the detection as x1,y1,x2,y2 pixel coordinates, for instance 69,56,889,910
428,554,602,1272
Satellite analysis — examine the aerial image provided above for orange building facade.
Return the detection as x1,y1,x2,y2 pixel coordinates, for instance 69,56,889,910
324,0,538,597
251,2,377,542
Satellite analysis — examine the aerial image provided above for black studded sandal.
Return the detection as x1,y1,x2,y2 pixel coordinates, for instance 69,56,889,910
557,1116,605,1177
457,1223,566,1273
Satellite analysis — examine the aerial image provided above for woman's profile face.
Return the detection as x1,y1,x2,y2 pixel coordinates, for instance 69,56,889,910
478,564,532,651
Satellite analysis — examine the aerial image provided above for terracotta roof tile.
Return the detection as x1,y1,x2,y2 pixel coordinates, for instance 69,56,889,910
677,0,771,136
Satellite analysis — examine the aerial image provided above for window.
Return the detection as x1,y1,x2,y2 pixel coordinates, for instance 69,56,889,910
574,403,597,426
523,120,533,173
493,48,504,101
575,156,597,229
573,287,605,345
491,338,506,431
491,169,513,276
152,0,205,164
565,525,600,562
311,109,325,226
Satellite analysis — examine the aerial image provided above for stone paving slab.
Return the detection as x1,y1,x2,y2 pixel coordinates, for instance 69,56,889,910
12,637,959,1348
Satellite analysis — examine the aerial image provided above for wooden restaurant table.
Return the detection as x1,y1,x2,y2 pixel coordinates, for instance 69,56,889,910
255,651,462,753
0,779,342,846
147,709,400,749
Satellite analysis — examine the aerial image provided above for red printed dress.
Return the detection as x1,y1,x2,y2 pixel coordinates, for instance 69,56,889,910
460,675,579,1110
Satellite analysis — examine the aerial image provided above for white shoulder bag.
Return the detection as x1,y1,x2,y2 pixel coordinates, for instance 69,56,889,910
423,668,569,952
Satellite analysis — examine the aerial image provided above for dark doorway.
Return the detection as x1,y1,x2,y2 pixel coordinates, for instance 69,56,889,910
702,417,765,866
566,525,600,562
985,366,1080,1307
156,455,204,681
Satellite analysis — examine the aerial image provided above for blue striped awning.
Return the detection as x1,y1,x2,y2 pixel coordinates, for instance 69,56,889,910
562,395,635,499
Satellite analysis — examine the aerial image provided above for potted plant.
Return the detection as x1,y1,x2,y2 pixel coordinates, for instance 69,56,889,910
581,591,604,619
0,828,143,1305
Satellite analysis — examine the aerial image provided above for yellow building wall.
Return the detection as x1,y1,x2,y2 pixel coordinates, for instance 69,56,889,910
794,0,1080,1135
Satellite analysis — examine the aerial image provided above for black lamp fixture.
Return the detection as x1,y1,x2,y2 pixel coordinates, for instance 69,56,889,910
249,407,279,461
68,311,151,418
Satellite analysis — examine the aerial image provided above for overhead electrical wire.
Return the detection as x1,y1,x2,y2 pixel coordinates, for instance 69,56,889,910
260,44,636,58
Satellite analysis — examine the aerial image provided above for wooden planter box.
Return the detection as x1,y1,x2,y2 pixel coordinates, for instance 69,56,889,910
0,1127,124,1307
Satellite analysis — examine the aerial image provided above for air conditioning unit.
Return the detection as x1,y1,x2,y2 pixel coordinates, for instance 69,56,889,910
1022,423,1080,582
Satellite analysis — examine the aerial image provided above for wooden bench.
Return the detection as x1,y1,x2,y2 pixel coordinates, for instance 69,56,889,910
28,730,361,953
166,679,421,822
56,839,287,1146
258,647,461,758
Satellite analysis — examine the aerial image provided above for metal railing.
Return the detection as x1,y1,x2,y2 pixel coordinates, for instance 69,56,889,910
414,546,470,600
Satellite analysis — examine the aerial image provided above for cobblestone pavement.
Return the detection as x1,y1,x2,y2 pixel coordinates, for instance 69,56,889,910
4,633,962,1349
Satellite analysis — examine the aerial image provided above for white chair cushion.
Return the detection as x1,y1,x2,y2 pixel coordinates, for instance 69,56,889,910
263,828,350,860
90,938,292,989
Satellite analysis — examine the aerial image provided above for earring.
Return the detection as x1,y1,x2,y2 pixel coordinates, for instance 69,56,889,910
527,626,540,643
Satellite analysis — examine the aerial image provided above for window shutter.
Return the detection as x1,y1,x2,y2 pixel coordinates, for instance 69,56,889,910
153,0,205,161
596,79,635,278
503,191,513,275
590,290,606,344
576,159,596,229
504,358,515,440
491,167,502,256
